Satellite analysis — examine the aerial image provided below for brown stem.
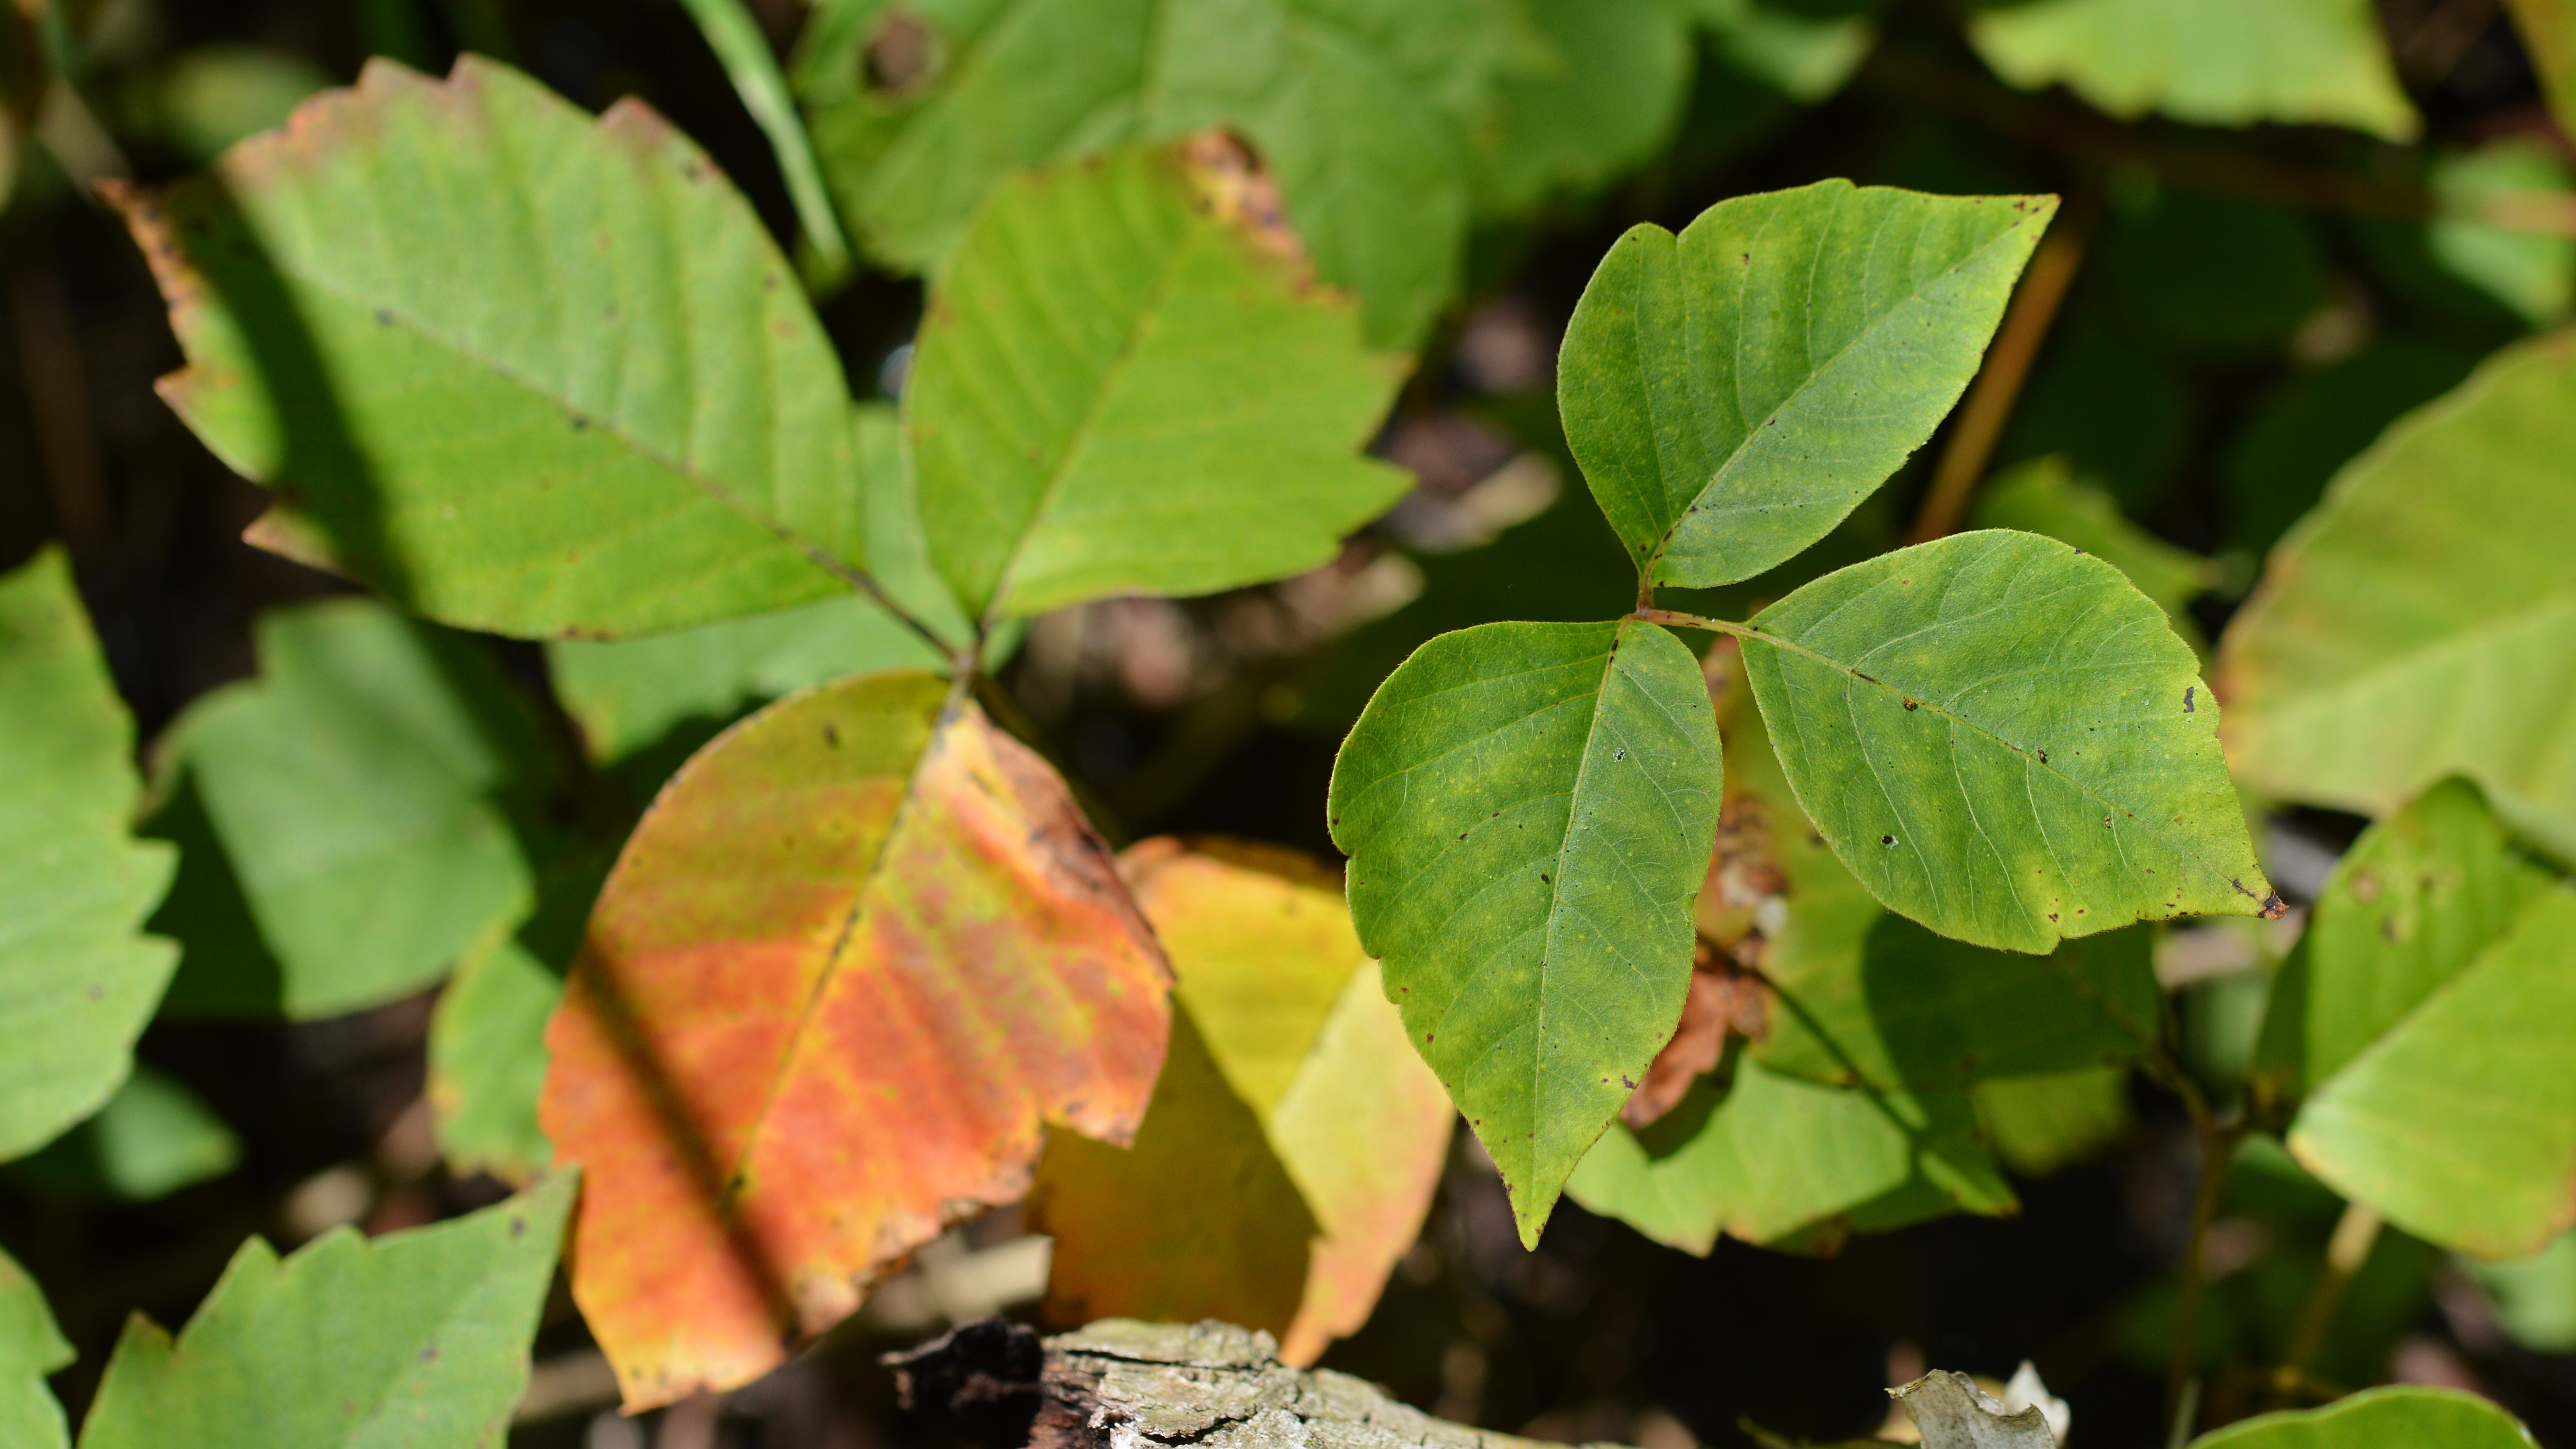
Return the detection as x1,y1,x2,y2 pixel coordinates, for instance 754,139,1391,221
2153,1050,2242,1436
2268,1201,2384,1407
1907,188,2098,545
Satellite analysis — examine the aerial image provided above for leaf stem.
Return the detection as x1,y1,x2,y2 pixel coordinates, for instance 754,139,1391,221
2268,1201,2383,1408
1906,185,2099,545
672,0,856,291
2148,1045,2243,1437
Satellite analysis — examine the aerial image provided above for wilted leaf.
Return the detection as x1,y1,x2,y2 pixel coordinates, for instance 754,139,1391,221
908,143,1408,625
150,598,550,1019
2187,1384,2534,1449
111,56,868,640
2288,884,2576,1258
75,1173,573,1449
0,548,177,1161
1966,0,2417,140
2219,331,2576,860
1566,1061,2015,1255
0,1247,69,1449
1033,840,1453,1364
3,1066,239,1202
1970,457,2216,621
1476,0,1694,216
2253,780,2553,1100
1331,618,1722,1244
1741,529,2275,953
792,0,1532,346
1559,181,2054,588
541,673,1171,1407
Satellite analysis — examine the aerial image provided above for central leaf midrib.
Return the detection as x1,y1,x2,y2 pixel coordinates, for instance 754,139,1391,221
247,249,851,585
1641,214,2036,582
1739,621,2252,896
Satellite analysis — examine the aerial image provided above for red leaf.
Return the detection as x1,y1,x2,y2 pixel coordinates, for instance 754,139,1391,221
540,673,1170,1407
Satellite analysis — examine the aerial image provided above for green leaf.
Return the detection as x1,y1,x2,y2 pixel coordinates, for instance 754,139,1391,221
1969,456,2216,621
2218,331,2576,861
76,1173,575,1449
1476,0,1694,216
0,1247,70,1449
0,548,178,1162
672,0,853,286
141,45,333,164
2288,884,2576,1257
1965,0,2417,141
1694,0,1876,103
1329,618,1723,1243
2187,1385,2532,1449
1559,180,2054,589
3,1066,240,1202
2463,1231,2576,1353
792,0,1532,347
152,598,550,1019
111,56,869,640
1565,1062,2015,1255
908,143,1409,624
1971,1067,2133,1177
1740,528,2274,954
2506,0,2576,141
2221,340,2477,556
2428,139,2576,327
2253,780,2553,1100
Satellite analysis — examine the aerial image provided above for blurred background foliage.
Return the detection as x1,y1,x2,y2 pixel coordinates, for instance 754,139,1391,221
2,0,2573,1446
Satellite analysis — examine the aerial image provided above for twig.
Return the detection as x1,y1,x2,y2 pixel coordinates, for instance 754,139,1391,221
2146,1047,2243,1436
1907,187,2098,545
2268,1201,2384,1407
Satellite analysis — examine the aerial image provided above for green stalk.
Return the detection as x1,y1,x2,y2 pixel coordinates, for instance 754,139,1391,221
672,0,854,292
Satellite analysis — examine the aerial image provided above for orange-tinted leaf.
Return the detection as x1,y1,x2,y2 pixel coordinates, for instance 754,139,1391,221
538,672,1170,1408
1030,840,1453,1364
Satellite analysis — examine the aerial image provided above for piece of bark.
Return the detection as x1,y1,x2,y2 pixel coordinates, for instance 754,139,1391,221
886,1319,1623,1449
1889,1371,2058,1449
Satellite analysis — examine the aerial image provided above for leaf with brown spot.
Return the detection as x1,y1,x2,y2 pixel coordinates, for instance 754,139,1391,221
538,672,1170,1408
1030,839,1454,1365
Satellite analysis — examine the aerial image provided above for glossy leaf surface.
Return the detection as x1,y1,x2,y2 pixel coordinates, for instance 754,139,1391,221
1742,529,2274,953
793,0,1530,345
1967,0,2417,140
76,1173,573,1449
1033,841,1452,1364
908,144,1408,624
2188,1385,2533,1449
0,549,177,1161
0,1248,69,1449
2219,331,2576,861
152,599,547,1019
113,57,865,640
2253,780,2552,1099
2289,885,2576,1258
1332,618,1722,1243
1559,180,2053,588
541,674,1170,1408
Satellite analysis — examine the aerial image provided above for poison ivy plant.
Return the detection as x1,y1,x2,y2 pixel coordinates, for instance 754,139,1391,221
539,672,1172,1408
1965,0,2418,140
148,598,552,1019
74,1173,573,1449
1475,0,1695,216
0,1247,70,1449
1337,180,2270,1243
905,142,1409,624
2219,330,2576,861
790,0,1535,346
2186,1385,2534,1449
4,1065,240,1202
0,549,178,1162
1969,455,2217,622
108,57,871,640
1031,840,1452,1365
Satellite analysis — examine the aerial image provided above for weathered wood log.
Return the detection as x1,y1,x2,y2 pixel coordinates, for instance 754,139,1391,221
884,1319,1613,1449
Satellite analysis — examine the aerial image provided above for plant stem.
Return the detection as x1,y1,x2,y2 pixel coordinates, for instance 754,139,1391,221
673,0,856,291
1905,188,2097,545
2269,1202,2384,1407
2151,1048,2242,1436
